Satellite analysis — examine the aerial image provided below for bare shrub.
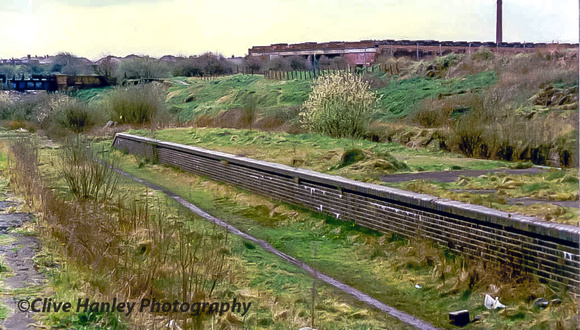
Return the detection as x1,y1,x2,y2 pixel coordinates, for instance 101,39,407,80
448,85,576,164
329,56,348,70
267,57,290,71
116,56,169,80
242,56,265,74
495,52,579,94
287,56,310,70
171,58,203,77
412,92,482,128
193,52,233,76
376,55,413,76
453,115,484,157
51,52,93,75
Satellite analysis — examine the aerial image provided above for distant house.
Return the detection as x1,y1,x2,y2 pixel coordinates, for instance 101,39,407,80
227,55,244,66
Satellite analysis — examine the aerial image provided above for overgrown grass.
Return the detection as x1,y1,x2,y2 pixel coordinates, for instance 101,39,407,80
107,144,579,329
5,135,405,329
126,127,578,224
167,75,312,122
72,87,115,106
106,83,170,125
373,70,498,120
128,127,509,180
383,169,580,224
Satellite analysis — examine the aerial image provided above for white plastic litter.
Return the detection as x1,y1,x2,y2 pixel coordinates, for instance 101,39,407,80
415,284,422,289
484,294,506,309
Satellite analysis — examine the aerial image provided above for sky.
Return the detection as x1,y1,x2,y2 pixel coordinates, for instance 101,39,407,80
0,0,578,60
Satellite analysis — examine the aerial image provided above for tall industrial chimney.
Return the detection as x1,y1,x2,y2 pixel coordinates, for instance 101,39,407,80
496,0,503,44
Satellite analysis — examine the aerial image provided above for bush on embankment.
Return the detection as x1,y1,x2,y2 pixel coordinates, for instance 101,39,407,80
106,83,171,125
300,73,378,138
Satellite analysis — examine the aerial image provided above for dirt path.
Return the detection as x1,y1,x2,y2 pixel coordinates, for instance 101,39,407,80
114,167,438,330
381,167,547,183
0,197,45,330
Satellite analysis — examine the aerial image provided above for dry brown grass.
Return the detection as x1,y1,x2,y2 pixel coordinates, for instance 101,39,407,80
7,139,232,329
410,50,579,166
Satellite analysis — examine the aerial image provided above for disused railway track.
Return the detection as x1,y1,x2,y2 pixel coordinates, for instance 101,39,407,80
112,133,580,295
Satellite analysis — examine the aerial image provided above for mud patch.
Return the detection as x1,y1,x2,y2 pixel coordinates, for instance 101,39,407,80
0,201,16,212
0,209,45,330
0,213,31,233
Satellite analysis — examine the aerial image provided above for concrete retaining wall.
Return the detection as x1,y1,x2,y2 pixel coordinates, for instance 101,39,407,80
113,133,580,293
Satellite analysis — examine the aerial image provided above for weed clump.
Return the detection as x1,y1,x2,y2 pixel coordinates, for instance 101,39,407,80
60,99,93,134
59,138,119,202
337,149,365,168
106,83,168,125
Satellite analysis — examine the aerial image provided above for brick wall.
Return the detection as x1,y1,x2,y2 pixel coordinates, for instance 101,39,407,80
113,133,580,293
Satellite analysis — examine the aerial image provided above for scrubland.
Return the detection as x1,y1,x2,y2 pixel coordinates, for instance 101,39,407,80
0,48,578,328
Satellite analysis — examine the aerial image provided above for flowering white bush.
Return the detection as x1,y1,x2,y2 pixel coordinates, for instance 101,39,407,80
300,73,377,138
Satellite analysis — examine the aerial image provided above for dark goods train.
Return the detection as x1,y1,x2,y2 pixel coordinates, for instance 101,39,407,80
0,74,107,92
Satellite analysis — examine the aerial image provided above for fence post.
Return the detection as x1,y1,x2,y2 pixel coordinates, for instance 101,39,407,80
416,43,420,60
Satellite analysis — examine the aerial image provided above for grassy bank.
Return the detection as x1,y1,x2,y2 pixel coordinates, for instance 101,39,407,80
165,75,312,122
374,70,498,120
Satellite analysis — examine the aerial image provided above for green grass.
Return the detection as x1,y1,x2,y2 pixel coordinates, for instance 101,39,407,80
128,127,509,181
383,169,580,224
27,139,405,329
0,234,16,246
166,75,312,121
106,148,578,329
70,69,498,126
124,127,580,223
73,87,114,106
373,70,498,120
165,71,497,123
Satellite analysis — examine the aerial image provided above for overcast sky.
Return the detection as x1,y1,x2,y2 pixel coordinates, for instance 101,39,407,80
1,0,577,60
